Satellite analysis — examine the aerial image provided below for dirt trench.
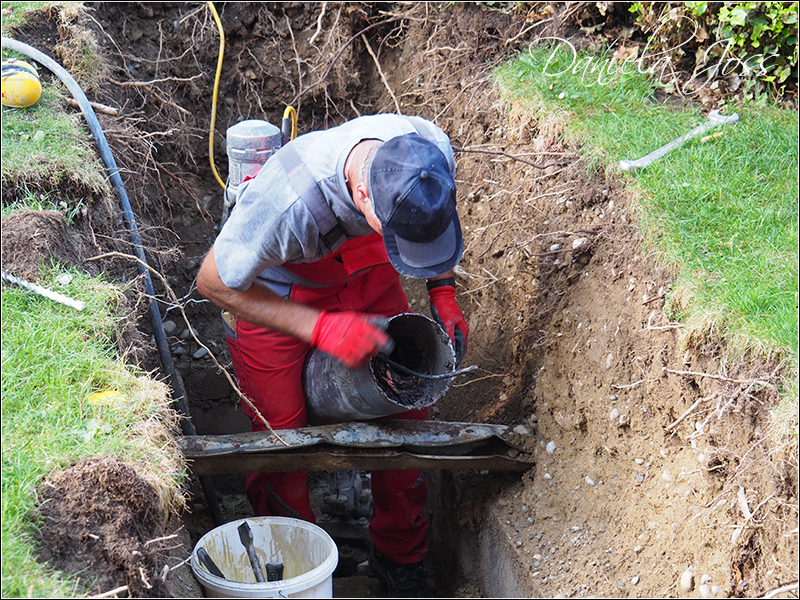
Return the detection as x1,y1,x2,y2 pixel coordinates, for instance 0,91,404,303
5,2,797,598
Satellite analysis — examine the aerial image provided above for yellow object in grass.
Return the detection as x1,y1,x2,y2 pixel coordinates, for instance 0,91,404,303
2,58,42,108
86,390,124,406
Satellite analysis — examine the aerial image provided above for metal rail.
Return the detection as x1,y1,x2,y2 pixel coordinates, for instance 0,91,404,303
179,420,535,474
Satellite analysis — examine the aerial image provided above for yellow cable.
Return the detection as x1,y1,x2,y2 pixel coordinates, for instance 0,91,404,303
283,105,297,141
208,1,226,189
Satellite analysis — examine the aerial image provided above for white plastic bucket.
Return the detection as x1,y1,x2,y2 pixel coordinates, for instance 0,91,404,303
190,516,338,598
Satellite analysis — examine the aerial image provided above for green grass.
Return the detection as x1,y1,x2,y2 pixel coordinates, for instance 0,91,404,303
0,1,54,34
1,82,109,204
3,6,185,594
495,42,799,403
1,267,177,598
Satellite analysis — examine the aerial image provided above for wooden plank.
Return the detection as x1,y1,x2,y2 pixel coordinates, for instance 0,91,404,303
184,447,533,474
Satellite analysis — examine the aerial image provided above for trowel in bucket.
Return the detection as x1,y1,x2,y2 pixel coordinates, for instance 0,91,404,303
197,547,226,579
237,521,267,582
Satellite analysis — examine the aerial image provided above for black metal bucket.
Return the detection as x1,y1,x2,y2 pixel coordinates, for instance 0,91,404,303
303,313,455,425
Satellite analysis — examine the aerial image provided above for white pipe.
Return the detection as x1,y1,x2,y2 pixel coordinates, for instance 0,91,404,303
2,270,85,311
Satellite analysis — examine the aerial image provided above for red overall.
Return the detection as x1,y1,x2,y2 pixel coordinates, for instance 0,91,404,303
226,232,429,564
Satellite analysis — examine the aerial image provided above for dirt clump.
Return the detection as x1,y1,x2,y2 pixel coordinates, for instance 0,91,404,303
1,210,77,280
35,457,173,598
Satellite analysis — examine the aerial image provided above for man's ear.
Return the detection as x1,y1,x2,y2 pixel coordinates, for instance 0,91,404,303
353,181,371,213
354,184,383,234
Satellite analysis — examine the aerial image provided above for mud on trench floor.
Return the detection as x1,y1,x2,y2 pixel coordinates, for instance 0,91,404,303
6,2,796,598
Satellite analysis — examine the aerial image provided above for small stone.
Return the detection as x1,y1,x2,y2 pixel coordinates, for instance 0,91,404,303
173,346,185,356
572,237,588,250
546,441,557,454
732,526,743,544
585,476,596,486
550,243,561,252
699,584,710,598
192,347,208,359
180,327,197,340
356,560,371,577
609,408,620,420
57,273,73,285
544,473,553,480
618,414,629,427
633,545,643,554
635,458,645,465
701,574,713,585
162,320,177,335
550,547,557,554
636,475,645,483
631,575,640,585
513,425,530,435
679,568,695,593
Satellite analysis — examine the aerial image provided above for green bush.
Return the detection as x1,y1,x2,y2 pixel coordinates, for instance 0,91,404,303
628,1,798,95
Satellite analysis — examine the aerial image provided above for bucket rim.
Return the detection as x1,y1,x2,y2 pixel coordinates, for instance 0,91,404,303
191,516,338,596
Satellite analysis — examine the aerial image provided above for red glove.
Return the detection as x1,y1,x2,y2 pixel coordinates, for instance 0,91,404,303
428,278,468,365
311,311,391,370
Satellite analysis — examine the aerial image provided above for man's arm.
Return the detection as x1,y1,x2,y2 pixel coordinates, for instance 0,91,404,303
197,247,319,342
197,248,390,369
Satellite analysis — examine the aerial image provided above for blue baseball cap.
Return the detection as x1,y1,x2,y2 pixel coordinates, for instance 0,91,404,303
369,133,463,278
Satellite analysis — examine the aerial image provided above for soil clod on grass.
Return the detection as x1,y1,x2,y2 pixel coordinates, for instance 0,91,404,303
35,457,171,598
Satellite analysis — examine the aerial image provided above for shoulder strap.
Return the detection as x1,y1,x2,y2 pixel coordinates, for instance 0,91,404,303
409,117,438,140
276,144,346,253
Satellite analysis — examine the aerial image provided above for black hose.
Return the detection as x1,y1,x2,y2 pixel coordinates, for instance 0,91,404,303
2,37,224,526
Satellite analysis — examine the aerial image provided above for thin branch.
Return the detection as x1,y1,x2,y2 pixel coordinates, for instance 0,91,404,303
169,555,192,573
433,76,487,123
84,252,288,445
361,34,401,114
665,395,707,431
308,2,327,46
611,379,645,390
643,293,667,305
290,17,402,106
67,98,119,115
505,17,553,46
285,14,304,102
452,371,507,387
106,75,202,87
88,586,129,599
453,145,571,170
758,580,799,599
663,368,777,391
144,533,179,547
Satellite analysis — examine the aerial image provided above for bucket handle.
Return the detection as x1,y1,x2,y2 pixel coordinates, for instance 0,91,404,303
375,356,478,380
